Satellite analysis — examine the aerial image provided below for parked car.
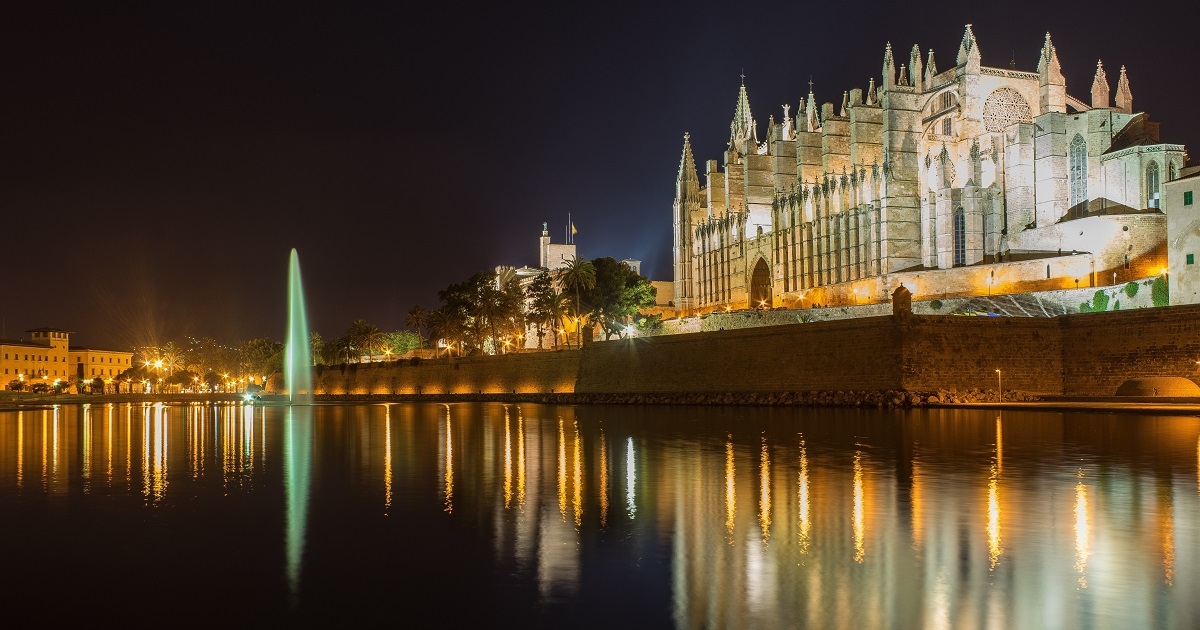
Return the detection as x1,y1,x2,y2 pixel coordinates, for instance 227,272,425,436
30,382,49,394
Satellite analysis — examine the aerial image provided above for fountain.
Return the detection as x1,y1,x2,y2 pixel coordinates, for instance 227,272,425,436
285,248,313,403
283,248,313,601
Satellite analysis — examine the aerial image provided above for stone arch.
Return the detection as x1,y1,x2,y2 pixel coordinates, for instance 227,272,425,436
749,257,772,308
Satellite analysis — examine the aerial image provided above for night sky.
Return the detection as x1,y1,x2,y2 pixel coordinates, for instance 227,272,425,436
3,2,1195,350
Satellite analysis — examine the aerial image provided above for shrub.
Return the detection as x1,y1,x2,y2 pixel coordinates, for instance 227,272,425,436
1079,302,1091,313
930,299,943,310
1123,282,1139,298
1113,300,1121,311
1091,290,1110,312
1152,276,1169,307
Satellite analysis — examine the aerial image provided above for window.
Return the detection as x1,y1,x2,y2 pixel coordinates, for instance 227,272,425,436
1069,134,1087,212
1147,162,1161,209
1186,191,1194,206
1188,254,1195,265
953,208,966,266
942,118,952,136
941,92,953,110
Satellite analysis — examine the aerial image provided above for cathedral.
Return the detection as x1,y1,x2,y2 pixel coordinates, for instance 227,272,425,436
672,25,1186,314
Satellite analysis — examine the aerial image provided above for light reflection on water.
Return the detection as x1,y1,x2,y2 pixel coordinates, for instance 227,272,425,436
0,402,1197,627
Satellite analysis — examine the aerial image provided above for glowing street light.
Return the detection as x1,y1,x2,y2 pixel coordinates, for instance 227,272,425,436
995,369,1002,403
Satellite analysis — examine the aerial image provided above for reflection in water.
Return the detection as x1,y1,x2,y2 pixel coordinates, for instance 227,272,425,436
82,404,91,486
503,407,512,509
16,411,23,488
557,419,567,521
284,405,313,598
599,428,608,528
724,435,735,541
443,405,454,514
1074,476,1090,588
798,437,810,554
911,455,923,550
572,421,582,528
0,404,1198,627
758,436,771,543
626,436,636,520
1160,484,1175,586
384,405,393,514
988,417,1003,570
853,450,865,564
517,408,526,508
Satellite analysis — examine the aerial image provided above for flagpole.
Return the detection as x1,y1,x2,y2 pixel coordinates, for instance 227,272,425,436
568,212,572,244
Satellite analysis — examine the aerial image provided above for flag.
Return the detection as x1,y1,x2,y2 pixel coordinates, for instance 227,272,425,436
570,222,577,236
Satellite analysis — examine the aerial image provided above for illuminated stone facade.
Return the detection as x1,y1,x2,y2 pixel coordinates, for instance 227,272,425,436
673,26,1186,314
1,328,132,390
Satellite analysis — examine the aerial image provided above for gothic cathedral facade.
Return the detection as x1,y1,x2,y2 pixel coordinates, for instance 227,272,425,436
672,25,1186,314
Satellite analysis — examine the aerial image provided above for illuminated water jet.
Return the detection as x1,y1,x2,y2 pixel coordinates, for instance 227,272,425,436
285,248,312,404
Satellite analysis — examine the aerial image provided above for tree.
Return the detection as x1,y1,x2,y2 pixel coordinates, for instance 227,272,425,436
581,258,657,340
382,331,420,357
526,270,557,349
241,338,284,382
560,256,596,347
405,305,427,348
309,331,325,366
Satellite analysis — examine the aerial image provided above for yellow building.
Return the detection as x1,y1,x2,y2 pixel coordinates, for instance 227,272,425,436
1,328,132,391
69,347,135,383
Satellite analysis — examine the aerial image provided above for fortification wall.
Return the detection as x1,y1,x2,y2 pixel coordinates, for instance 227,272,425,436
310,350,580,395
899,315,1064,394
1060,304,1200,396
289,305,1200,400
575,316,902,393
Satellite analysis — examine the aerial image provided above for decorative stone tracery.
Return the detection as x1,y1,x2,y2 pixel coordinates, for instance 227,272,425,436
982,87,1034,132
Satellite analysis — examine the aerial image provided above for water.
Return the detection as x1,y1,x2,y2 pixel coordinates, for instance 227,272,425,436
0,402,1198,628
285,248,312,402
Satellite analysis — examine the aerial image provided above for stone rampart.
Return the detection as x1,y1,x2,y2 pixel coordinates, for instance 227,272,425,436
576,316,902,394
294,305,1200,400
1060,305,1200,396
310,350,580,395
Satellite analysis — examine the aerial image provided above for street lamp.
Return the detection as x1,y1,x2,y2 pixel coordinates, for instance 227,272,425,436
995,369,1002,403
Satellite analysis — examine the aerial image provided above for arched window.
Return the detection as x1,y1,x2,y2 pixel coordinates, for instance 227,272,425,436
953,208,966,266
1069,135,1087,213
1147,162,1161,209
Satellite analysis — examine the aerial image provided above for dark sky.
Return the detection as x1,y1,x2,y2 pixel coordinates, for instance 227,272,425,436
2,1,1194,350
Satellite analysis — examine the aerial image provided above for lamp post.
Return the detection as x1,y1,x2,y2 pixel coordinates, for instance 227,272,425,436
995,369,1002,403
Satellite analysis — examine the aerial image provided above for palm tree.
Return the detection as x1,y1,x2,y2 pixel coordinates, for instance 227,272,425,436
561,256,596,348
405,305,427,348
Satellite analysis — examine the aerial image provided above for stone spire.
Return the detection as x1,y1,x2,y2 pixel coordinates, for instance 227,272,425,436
925,48,938,84
805,86,818,132
1037,32,1066,113
897,64,909,87
1090,60,1110,109
729,83,757,147
866,78,877,105
956,24,980,68
909,44,923,91
1115,65,1133,113
882,42,896,90
675,133,700,204
840,91,849,117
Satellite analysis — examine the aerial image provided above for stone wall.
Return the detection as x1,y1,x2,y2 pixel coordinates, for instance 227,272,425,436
576,317,902,394
1060,305,1200,396
309,350,580,395
899,315,1064,394
290,304,1200,399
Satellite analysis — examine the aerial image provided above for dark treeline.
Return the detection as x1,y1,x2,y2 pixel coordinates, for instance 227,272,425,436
412,256,658,356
